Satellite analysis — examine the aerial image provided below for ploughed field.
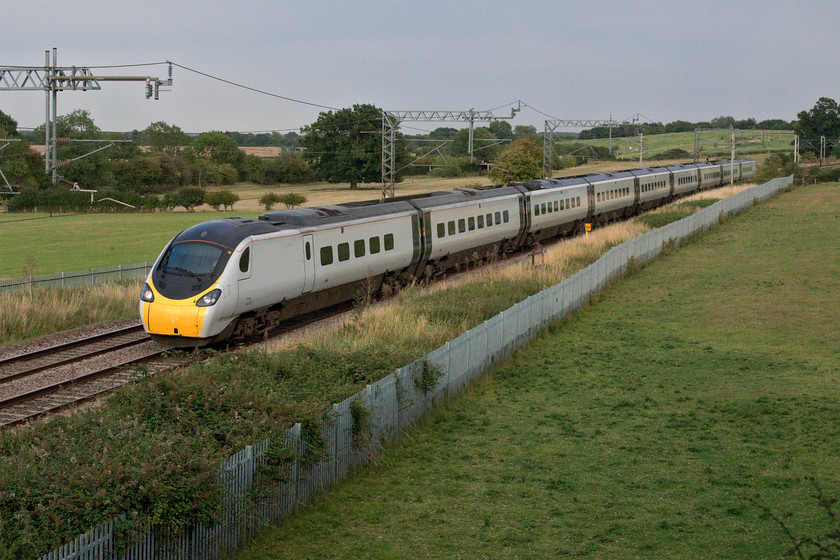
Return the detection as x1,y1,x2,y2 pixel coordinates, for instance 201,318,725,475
238,182,840,559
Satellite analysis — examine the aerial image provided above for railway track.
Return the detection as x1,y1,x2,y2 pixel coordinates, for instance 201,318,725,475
0,304,354,428
0,325,192,427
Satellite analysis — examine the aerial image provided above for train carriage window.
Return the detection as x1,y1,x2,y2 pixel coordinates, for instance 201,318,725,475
486,213,493,226
437,223,445,238
503,210,509,223
384,233,395,251
541,203,547,214
239,247,250,273
554,201,560,211
495,211,501,224
468,217,475,231
547,202,553,213
448,220,456,235
477,215,484,228
304,242,311,261
369,236,381,254
534,204,540,216
576,196,581,206
458,219,466,233
320,246,333,266
354,239,365,258
338,242,350,262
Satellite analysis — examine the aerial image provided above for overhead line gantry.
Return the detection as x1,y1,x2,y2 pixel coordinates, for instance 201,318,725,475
0,48,172,183
381,102,521,200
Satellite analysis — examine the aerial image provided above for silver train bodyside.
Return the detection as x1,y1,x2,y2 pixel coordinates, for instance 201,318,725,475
140,158,757,346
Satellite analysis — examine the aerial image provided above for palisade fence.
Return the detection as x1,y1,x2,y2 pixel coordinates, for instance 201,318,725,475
0,263,155,293
39,176,793,560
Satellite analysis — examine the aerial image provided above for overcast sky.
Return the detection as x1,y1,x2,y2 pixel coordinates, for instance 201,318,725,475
3,0,839,136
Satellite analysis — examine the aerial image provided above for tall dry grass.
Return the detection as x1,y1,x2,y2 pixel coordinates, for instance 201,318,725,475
266,220,649,357
0,281,142,345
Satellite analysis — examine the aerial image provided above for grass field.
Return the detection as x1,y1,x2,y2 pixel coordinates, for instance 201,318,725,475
238,182,840,559
0,156,773,280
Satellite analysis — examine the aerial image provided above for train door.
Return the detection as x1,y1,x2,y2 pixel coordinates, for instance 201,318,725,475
302,234,315,293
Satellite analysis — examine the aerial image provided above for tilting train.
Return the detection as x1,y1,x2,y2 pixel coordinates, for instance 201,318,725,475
140,158,757,346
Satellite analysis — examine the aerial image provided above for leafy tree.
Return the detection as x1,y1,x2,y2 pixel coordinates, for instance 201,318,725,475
758,119,793,130
264,152,316,184
711,115,736,128
204,190,239,211
0,109,19,136
488,138,542,184
300,103,406,189
514,125,538,140
756,153,803,182
796,97,840,154
428,127,458,139
279,192,307,208
175,186,206,211
139,121,189,154
259,192,282,210
450,127,503,162
488,121,514,140
734,117,757,130
665,120,696,133
188,131,246,178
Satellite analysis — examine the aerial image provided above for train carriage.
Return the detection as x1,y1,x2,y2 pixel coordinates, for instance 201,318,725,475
411,187,523,276
589,171,636,223
630,167,671,211
519,177,589,243
667,163,701,196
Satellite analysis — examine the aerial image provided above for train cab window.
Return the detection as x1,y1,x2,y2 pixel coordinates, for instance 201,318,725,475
239,247,250,273
338,242,350,262
448,221,456,235
384,233,395,251
458,219,466,233
437,223,445,238
369,236,381,254
477,215,484,228
494,211,501,224
486,213,493,226
534,204,540,216
503,210,509,223
320,246,333,266
354,239,365,258
468,217,475,231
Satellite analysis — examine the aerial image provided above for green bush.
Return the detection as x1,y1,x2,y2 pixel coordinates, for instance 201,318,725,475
204,190,240,211
175,187,206,211
278,192,307,209
259,192,282,211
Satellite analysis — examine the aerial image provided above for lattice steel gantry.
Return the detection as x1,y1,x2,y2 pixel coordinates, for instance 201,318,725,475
0,48,172,183
381,103,521,200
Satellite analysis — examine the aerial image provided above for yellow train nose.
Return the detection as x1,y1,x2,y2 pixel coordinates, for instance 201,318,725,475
141,281,211,338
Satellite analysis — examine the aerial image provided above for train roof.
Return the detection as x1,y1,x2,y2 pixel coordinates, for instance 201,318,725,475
629,167,670,176
259,200,417,227
407,186,523,210
172,217,277,249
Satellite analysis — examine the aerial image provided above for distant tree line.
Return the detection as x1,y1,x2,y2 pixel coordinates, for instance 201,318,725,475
578,116,795,140
1,98,836,211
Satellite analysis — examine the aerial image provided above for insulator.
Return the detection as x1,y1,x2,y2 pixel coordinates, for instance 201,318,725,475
56,137,72,145
55,159,72,169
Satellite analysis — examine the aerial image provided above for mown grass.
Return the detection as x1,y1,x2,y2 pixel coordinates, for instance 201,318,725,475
237,182,840,559
0,281,142,345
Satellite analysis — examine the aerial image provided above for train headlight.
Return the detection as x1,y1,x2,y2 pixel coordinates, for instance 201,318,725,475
196,288,222,307
140,283,155,303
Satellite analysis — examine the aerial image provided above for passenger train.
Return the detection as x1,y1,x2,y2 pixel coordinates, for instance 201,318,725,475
140,158,757,346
